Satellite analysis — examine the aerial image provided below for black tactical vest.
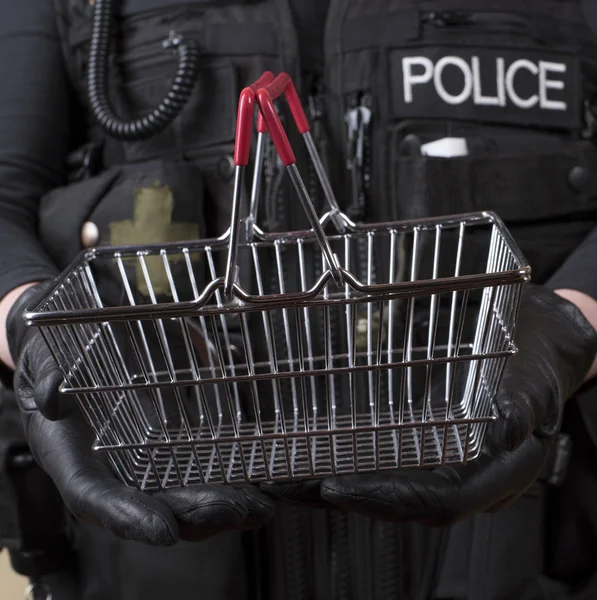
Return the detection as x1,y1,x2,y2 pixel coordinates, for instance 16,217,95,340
43,1,597,599
48,0,597,281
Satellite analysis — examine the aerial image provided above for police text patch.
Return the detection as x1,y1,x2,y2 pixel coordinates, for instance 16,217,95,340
390,47,580,129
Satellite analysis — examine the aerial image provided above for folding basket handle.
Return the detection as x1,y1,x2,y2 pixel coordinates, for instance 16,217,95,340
225,71,275,299
246,72,275,243
232,70,274,167
256,77,344,286
262,72,310,135
254,78,273,135
258,73,346,232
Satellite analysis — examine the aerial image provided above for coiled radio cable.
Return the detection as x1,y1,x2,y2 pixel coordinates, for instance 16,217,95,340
87,0,199,141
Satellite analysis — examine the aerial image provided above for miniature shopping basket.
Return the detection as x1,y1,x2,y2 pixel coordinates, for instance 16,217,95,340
25,72,531,491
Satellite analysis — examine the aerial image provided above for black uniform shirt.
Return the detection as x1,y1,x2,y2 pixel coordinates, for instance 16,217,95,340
0,0,68,300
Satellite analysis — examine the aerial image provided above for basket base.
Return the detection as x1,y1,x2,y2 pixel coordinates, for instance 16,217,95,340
100,409,492,491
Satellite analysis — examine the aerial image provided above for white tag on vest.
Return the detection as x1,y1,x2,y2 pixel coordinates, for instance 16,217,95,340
421,137,469,157
391,47,580,129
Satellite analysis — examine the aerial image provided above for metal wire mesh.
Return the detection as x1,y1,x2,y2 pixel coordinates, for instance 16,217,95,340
26,211,528,491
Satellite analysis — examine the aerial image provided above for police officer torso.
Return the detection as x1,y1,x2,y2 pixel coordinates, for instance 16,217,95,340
41,0,597,598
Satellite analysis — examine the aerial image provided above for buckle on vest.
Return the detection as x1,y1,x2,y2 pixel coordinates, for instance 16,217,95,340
66,141,104,183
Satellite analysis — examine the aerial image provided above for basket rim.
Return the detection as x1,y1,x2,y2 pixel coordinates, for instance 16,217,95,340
25,211,531,327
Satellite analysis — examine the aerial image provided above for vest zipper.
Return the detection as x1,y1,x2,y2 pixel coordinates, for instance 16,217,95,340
344,90,374,298
345,92,372,223
330,511,351,600
265,113,292,403
308,133,325,381
263,126,288,403
261,104,308,599
308,78,352,600
319,81,344,401
307,79,325,216
262,137,284,232
345,92,380,415
308,76,341,385
308,76,325,358
421,10,533,33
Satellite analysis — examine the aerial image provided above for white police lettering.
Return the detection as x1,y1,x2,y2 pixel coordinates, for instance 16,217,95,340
402,57,433,103
434,56,473,105
472,56,502,106
505,59,539,109
402,55,567,111
539,61,567,111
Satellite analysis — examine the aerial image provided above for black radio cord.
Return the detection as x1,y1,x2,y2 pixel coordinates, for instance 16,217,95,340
87,0,199,141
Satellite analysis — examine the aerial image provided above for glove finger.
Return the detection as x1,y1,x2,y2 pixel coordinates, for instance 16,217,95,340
154,484,275,541
320,436,546,527
154,484,249,542
260,479,330,510
34,362,75,421
67,475,180,546
25,412,179,546
235,485,276,530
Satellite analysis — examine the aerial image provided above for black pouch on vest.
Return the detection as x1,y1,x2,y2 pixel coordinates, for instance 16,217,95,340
39,158,208,302
389,123,597,278
387,123,597,361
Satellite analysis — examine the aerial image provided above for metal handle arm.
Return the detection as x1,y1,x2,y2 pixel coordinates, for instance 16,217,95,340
262,73,311,134
258,73,345,231
226,71,275,298
256,80,344,286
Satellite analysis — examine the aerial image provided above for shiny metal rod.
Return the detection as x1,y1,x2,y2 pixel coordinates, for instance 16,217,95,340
286,163,344,286
247,132,265,242
224,165,245,299
303,131,346,232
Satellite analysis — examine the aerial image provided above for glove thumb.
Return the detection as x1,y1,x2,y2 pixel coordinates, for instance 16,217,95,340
20,329,78,421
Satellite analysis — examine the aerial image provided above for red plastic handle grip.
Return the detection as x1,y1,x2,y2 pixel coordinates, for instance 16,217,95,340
233,88,255,166
256,88,296,166
249,71,275,93
263,73,310,134
233,71,275,166
250,71,274,134
263,72,292,99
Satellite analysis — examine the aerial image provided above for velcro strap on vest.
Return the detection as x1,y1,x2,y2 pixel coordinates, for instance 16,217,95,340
394,142,597,222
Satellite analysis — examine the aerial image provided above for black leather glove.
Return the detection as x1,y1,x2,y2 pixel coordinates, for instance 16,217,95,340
8,284,275,546
262,284,597,526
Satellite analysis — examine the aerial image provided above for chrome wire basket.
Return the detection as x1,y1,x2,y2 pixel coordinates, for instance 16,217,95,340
25,73,530,491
